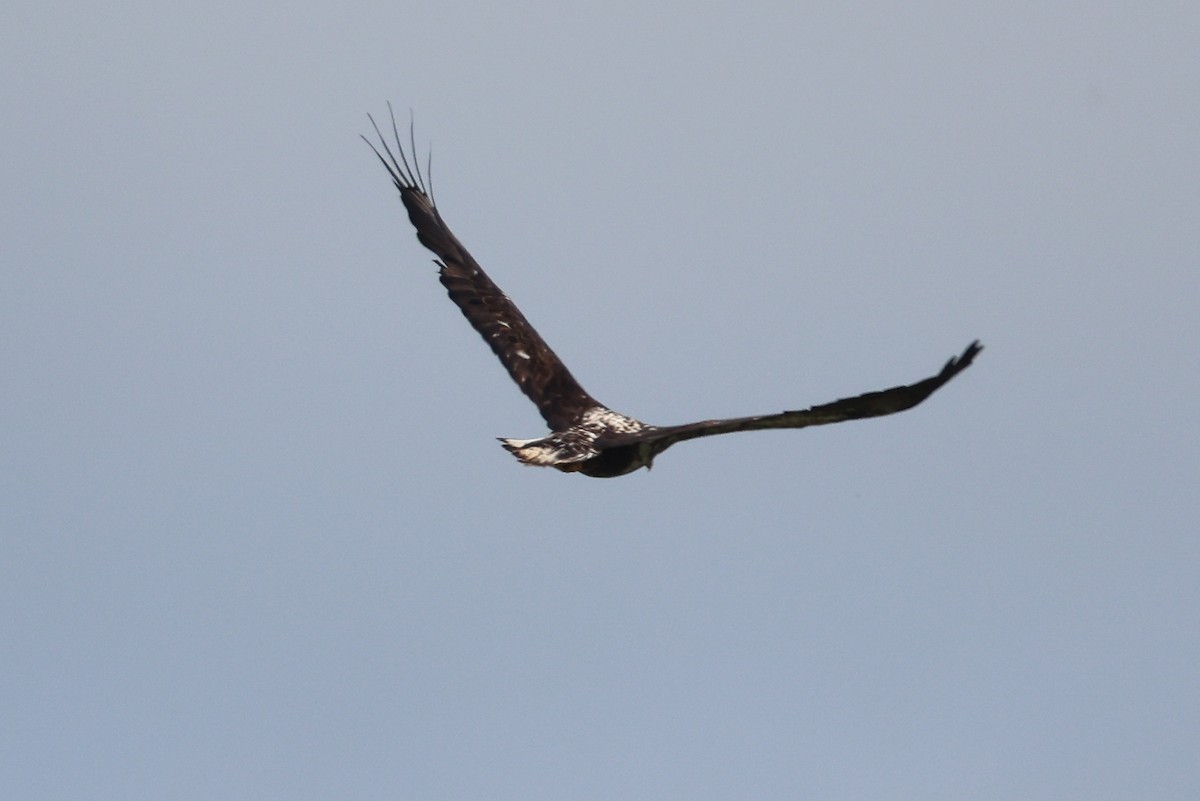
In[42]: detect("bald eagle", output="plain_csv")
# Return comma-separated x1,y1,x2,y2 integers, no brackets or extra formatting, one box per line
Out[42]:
365,112,981,478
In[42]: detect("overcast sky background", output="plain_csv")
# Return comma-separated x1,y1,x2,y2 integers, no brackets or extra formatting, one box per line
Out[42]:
3,2,1198,799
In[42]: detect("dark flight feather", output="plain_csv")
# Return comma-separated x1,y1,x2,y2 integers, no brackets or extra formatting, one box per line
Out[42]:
598,341,981,455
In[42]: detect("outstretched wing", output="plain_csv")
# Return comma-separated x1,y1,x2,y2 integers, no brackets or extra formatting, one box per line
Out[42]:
364,109,599,431
601,341,982,454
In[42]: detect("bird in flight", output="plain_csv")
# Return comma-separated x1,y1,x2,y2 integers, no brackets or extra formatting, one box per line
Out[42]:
364,111,981,478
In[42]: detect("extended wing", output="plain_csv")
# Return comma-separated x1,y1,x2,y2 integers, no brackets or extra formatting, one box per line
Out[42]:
602,341,982,454
364,110,599,431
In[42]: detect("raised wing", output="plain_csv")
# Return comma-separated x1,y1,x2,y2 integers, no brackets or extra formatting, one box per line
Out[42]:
603,341,982,454
364,110,599,431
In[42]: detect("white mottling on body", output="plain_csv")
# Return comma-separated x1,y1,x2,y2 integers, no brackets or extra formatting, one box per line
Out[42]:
498,408,649,470
501,433,598,465
503,442,566,465
581,406,647,434
515,349,530,360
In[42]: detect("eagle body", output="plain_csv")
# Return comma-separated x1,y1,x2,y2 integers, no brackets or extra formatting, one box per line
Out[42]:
500,407,654,477
365,112,981,478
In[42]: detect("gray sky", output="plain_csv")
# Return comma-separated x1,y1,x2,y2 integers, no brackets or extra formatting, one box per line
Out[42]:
3,2,1198,799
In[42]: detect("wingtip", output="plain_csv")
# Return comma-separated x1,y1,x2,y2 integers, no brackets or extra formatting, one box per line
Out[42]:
944,340,983,375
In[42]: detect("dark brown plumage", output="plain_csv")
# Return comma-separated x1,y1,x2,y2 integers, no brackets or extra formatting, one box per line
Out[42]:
365,110,981,477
